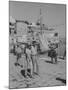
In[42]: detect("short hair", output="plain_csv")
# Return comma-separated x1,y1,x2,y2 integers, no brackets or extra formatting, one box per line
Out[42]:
54,33,58,36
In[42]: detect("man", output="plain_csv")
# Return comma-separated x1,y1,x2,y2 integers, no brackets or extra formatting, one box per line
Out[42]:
31,41,39,76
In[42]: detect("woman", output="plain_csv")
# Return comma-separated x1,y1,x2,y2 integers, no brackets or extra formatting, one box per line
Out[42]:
20,43,33,78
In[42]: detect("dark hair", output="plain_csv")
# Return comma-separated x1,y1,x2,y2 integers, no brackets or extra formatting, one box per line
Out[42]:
54,33,58,36
26,43,31,49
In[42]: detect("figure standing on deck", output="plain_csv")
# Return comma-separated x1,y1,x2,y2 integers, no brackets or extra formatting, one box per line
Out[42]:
21,40,39,78
48,43,58,64
31,40,39,76
48,33,59,64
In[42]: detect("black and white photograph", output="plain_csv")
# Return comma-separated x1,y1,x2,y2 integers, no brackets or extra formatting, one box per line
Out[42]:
9,1,66,89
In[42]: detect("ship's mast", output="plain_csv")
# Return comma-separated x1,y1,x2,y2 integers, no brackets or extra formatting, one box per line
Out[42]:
40,8,42,28
39,8,43,34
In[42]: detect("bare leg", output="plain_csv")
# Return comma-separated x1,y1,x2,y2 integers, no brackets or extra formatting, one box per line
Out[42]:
24,54,28,77
32,55,39,75
51,57,53,63
55,56,57,64
31,55,35,76
35,55,39,75
25,54,32,78
15,54,20,66
15,54,23,68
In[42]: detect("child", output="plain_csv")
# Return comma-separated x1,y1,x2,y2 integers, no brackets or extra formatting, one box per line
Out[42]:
48,43,58,64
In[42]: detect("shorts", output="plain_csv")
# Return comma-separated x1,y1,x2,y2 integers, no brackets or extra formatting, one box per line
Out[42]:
48,49,57,58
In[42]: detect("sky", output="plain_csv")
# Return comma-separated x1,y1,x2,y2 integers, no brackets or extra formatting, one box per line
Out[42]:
9,1,66,37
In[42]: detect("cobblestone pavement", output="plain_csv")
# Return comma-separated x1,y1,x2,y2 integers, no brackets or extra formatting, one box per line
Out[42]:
9,54,66,89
